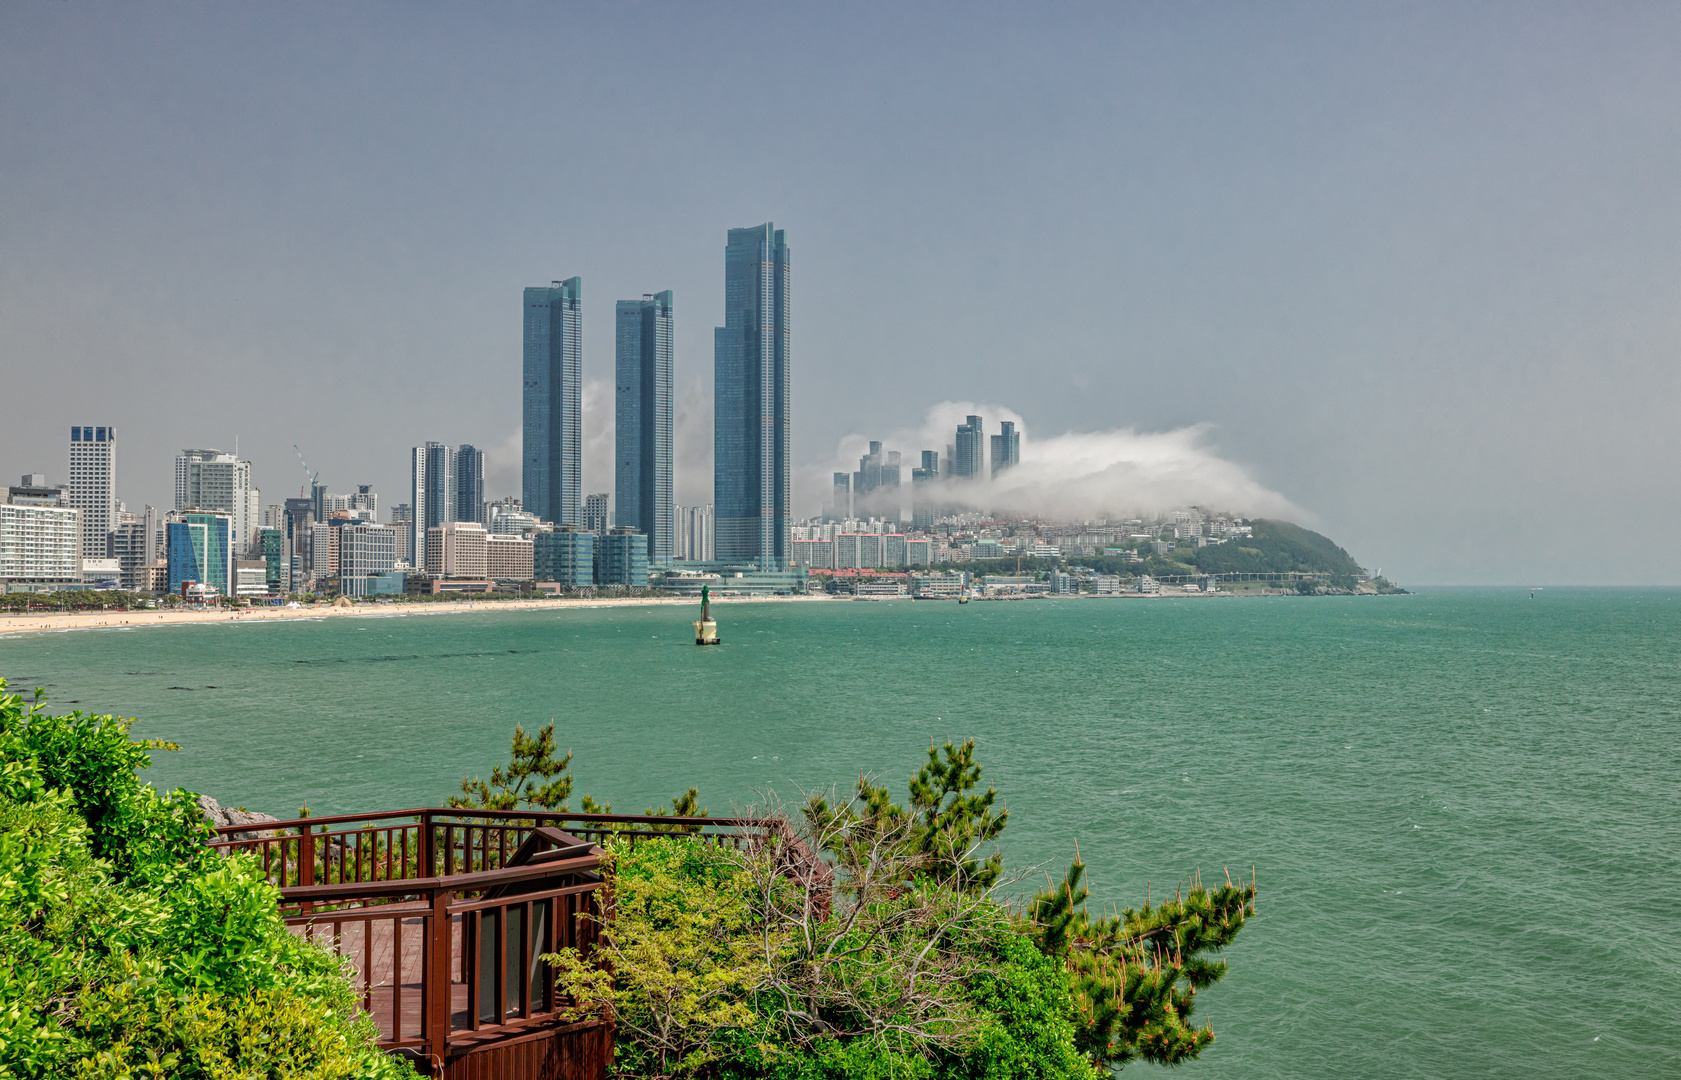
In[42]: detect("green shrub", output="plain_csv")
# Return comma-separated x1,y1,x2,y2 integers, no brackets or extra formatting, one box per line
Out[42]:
0,679,410,1080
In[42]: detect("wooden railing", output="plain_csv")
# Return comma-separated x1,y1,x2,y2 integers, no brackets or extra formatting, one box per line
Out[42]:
212,807,775,891
210,809,787,1073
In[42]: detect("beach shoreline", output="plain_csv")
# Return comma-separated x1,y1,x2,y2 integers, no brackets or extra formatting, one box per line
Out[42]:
0,594,839,637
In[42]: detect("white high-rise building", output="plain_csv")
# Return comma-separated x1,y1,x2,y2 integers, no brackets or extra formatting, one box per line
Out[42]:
174,449,260,554
68,425,117,559
675,504,714,561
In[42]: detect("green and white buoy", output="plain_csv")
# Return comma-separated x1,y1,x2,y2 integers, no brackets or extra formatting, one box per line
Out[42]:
694,584,720,645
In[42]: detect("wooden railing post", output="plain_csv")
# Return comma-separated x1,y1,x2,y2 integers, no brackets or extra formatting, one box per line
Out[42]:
428,886,452,1070
421,811,435,877
299,825,315,915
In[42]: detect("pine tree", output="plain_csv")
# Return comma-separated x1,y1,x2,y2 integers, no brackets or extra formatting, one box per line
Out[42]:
1028,853,1257,1069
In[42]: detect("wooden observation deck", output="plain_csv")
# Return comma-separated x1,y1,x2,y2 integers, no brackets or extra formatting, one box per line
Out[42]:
211,809,785,1080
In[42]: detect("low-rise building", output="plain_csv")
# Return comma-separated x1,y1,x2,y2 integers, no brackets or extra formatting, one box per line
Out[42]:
595,528,648,588
234,560,269,597
80,558,121,588
1090,575,1122,595
909,573,967,598
534,528,594,587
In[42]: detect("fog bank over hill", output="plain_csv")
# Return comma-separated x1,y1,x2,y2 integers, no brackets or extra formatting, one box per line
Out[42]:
816,402,1305,522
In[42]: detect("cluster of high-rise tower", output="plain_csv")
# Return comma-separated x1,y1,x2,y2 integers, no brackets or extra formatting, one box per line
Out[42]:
521,223,792,569
828,415,1021,530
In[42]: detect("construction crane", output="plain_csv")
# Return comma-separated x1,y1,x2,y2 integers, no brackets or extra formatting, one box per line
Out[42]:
293,444,319,499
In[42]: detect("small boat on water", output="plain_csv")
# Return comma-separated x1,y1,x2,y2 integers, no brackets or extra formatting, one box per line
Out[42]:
958,594,969,604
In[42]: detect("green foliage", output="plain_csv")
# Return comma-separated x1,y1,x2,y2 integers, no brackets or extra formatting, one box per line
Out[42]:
906,740,1007,891
1027,855,1256,1070
0,591,150,613
1190,519,1363,577
551,838,1096,1080
807,740,1006,893
451,721,576,810
650,788,706,818
546,838,776,1077
0,687,208,884
0,679,409,1080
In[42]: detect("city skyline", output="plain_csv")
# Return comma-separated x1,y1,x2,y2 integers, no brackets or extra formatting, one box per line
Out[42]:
6,6,1681,583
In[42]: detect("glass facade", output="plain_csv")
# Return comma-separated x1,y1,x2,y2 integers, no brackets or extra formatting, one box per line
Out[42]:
454,445,485,525
955,415,984,479
259,527,285,591
615,291,674,567
990,421,1020,478
533,530,595,588
166,513,231,594
523,278,583,526
594,529,649,588
713,225,791,568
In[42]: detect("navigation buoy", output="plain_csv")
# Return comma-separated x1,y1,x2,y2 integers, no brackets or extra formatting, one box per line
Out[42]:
694,584,720,645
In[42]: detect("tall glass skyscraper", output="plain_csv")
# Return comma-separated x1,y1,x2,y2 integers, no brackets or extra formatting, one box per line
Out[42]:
615,291,674,567
523,278,582,526
454,445,485,525
954,415,984,479
714,225,791,568
990,421,1020,478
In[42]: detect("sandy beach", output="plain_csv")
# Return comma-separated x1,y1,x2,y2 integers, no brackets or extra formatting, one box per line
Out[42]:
0,593,837,637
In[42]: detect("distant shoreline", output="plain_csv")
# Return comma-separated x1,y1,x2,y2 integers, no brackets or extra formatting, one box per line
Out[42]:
0,594,829,637
0,585,1383,638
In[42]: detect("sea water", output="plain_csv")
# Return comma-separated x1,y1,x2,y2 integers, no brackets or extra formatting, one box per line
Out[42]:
3,589,1677,1078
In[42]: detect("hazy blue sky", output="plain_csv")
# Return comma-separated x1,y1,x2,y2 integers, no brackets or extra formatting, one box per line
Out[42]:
3,3,1678,584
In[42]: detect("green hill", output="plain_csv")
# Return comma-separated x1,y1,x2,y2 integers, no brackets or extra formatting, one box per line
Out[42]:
1188,520,1364,578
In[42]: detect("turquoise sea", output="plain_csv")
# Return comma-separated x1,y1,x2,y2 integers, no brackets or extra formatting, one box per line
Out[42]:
3,589,1678,1078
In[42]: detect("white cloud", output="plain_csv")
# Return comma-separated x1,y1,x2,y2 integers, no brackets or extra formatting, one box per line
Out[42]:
805,401,1303,521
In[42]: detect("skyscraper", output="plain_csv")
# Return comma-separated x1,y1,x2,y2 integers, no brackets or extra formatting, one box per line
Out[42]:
410,441,455,571
675,504,714,561
990,421,1020,478
882,451,901,520
829,473,851,522
523,277,583,526
68,425,116,558
174,449,259,553
911,450,939,532
454,445,485,525
714,224,791,568
954,416,984,480
615,291,674,566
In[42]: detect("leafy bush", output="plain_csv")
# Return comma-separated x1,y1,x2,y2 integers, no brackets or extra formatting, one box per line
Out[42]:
545,741,1251,1079
0,680,410,1080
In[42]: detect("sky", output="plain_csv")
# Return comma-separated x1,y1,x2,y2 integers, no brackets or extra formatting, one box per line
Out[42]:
3,2,1678,584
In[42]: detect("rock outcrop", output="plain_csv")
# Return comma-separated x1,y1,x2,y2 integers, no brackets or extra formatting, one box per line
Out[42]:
197,794,281,843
